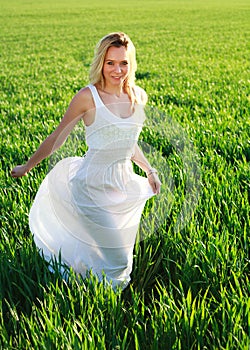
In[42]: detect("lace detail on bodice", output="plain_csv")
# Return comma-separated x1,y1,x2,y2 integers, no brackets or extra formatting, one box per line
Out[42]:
85,85,146,150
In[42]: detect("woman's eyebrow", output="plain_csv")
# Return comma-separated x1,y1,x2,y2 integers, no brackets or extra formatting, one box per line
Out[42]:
105,58,128,62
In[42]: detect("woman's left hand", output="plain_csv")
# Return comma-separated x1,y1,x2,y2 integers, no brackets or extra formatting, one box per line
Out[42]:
147,172,161,194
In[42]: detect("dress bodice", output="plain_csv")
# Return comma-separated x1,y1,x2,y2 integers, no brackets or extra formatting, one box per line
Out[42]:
85,85,145,151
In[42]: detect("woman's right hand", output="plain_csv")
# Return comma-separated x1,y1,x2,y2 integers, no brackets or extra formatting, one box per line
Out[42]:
11,164,29,178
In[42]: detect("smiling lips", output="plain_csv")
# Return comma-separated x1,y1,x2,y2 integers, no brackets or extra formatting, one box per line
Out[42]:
111,76,123,81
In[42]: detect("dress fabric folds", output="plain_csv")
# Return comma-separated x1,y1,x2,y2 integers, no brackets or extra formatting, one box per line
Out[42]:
29,84,154,289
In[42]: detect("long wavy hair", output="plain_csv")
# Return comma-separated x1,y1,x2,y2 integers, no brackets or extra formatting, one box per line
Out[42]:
89,32,138,103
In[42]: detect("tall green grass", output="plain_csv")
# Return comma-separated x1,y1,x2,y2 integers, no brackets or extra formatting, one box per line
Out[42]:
1,0,249,349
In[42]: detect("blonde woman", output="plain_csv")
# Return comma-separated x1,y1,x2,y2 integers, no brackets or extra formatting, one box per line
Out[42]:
11,32,161,289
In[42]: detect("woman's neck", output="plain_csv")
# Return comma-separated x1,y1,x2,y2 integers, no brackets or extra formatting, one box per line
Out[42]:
99,83,125,97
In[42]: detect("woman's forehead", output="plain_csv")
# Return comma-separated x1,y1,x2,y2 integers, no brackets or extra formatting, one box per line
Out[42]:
105,46,128,61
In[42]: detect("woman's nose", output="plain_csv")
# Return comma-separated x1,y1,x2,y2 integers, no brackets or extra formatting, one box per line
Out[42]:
114,64,121,73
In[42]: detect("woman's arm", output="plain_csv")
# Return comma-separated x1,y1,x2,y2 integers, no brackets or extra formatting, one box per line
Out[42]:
11,87,93,178
131,143,161,194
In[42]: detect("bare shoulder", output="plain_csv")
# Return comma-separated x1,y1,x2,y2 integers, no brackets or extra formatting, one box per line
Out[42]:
74,86,95,112
134,85,148,105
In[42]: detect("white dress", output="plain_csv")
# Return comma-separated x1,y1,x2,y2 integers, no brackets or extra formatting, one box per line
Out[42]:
29,84,155,289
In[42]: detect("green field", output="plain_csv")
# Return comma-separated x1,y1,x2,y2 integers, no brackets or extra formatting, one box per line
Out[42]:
0,0,249,349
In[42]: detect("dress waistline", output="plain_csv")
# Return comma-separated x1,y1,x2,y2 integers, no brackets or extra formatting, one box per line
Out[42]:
84,148,133,165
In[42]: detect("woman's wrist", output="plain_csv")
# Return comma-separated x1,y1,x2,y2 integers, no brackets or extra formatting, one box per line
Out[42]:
24,162,32,173
146,167,158,177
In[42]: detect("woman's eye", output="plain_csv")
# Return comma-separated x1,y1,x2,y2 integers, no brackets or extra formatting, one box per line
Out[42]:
106,61,128,66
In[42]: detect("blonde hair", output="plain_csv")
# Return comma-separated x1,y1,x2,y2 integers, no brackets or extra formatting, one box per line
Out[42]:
89,32,137,103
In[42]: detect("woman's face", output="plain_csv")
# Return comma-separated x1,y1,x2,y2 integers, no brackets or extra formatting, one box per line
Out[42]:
102,46,129,88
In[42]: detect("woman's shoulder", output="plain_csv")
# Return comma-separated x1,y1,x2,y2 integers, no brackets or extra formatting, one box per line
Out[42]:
74,85,95,111
77,85,93,98
134,85,148,105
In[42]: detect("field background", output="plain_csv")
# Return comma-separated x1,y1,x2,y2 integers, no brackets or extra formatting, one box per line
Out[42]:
0,0,249,349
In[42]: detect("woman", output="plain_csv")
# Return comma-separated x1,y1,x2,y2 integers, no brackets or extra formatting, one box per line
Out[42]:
11,32,161,289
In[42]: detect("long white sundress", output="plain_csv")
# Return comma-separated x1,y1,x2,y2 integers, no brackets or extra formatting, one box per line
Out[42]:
29,84,155,289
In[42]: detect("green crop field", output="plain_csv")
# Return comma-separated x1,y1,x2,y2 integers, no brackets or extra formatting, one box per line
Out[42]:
0,0,249,349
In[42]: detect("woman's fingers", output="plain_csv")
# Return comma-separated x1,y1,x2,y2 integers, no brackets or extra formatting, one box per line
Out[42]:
148,173,161,194
10,165,28,178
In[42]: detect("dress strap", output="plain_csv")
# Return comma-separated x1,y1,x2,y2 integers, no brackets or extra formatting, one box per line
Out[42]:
87,84,104,108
